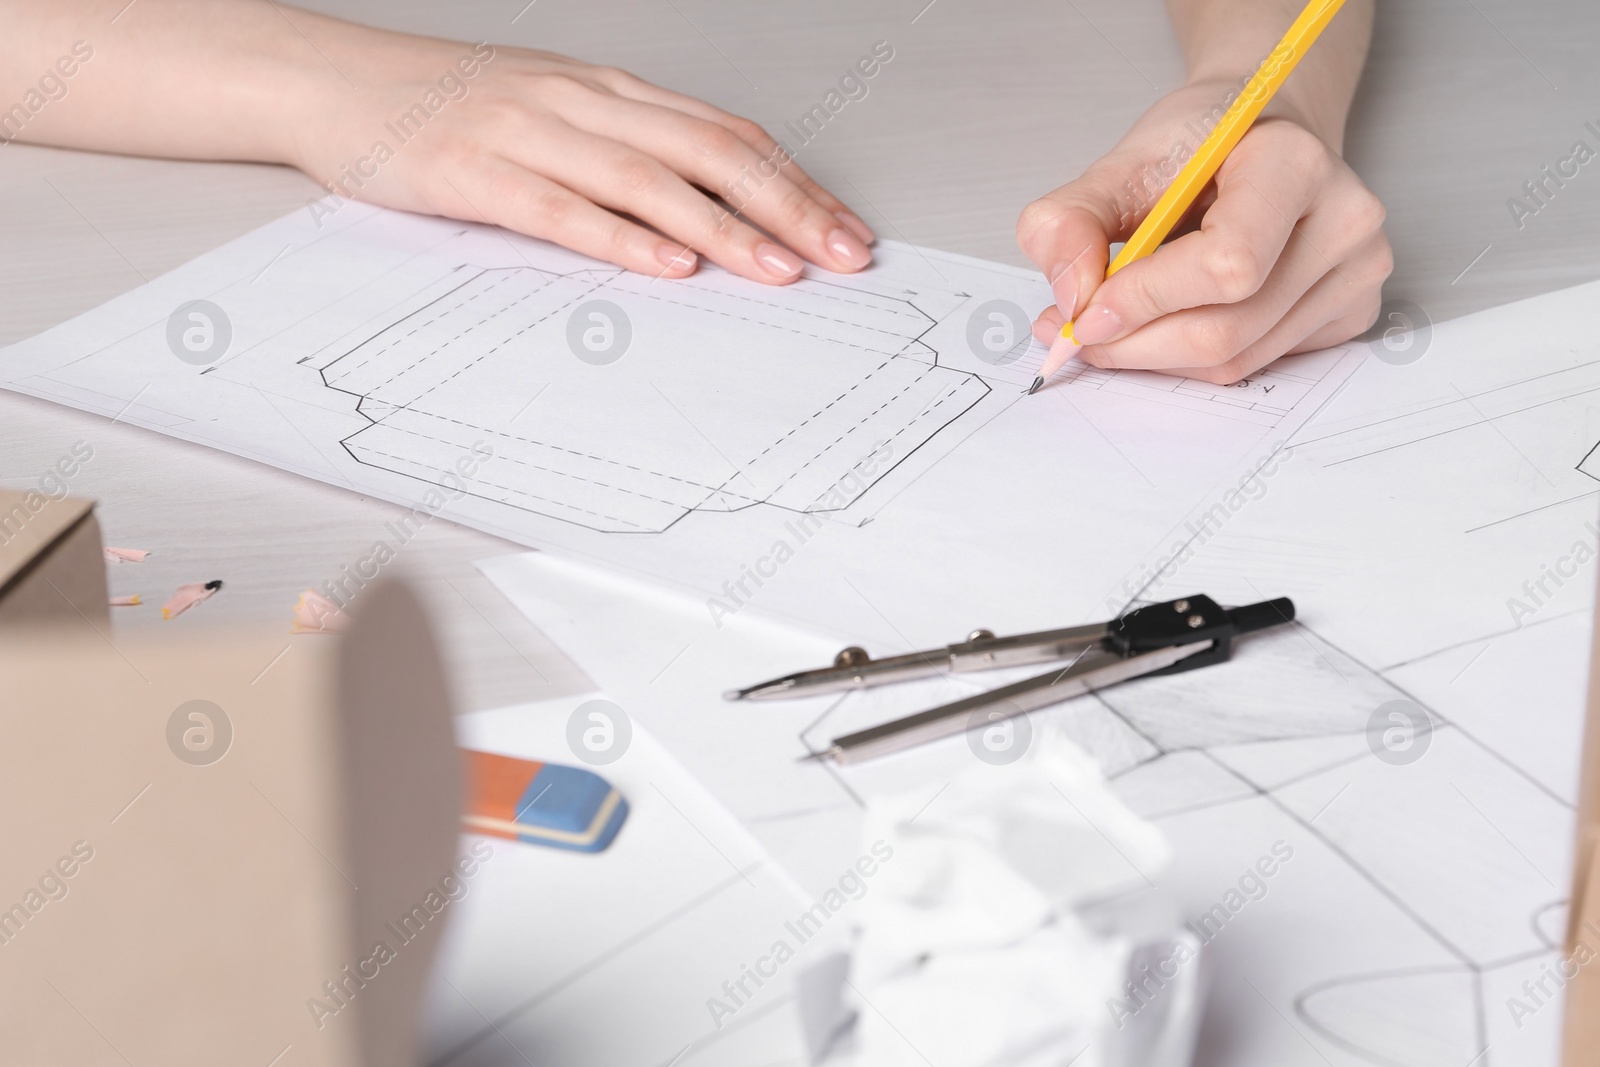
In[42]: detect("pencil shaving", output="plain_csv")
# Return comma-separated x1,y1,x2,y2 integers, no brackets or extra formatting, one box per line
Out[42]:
162,579,222,620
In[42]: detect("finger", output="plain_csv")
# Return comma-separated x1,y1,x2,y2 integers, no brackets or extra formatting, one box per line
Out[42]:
506,118,810,285
708,112,876,244
593,69,876,243
1243,238,1390,362
1104,284,1342,385
1119,237,1391,384
443,156,698,278
562,94,872,273
1032,305,1066,345
1070,146,1327,347
1016,181,1114,322
1288,298,1383,354
1079,203,1384,372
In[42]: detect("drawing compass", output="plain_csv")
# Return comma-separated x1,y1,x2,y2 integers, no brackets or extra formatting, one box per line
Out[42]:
726,594,1294,764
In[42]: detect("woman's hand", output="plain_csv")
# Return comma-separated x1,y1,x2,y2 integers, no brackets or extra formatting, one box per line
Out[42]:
288,39,876,285
1016,79,1392,384
0,1,875,286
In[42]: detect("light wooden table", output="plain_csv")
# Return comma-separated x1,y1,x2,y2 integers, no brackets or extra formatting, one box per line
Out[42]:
3,0,1598,711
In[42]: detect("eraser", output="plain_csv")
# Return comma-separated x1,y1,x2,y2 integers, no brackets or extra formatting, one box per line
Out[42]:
462,749,628,853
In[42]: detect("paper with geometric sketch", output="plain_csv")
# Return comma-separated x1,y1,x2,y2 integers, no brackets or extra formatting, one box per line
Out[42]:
476,270,1600,1066
0,201,1358,645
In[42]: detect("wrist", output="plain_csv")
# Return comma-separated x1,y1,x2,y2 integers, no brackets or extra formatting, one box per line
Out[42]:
1181,72,1349,157
270,24,488,178
236,54,343,171
1266,91,1349,155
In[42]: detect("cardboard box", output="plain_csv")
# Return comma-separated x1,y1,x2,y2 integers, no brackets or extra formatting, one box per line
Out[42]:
0,572,460,1065
1564,564,1600,1066
0,488,109,629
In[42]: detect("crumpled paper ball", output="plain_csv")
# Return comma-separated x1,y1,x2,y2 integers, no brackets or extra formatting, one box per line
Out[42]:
833,731,1183,1067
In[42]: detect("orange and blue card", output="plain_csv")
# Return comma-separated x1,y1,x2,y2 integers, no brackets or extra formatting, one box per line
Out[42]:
463,749,629,853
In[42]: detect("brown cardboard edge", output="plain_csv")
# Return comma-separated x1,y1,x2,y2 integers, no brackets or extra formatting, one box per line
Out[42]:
0,503,97,601
1563,542,1600,1065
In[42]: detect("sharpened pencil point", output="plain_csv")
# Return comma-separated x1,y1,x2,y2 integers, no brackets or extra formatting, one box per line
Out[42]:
1027,375,1044,395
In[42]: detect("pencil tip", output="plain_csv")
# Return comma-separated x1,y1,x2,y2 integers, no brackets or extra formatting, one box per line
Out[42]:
1026,376,1044,395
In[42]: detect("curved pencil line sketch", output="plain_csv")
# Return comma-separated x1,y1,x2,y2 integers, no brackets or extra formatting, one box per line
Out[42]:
1294,965,1481,1067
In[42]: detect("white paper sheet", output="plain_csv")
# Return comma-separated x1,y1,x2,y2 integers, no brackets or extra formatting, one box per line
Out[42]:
479,547,1576,1067
476,277,1600,1066
0,201,1358,646
435,697,819,1067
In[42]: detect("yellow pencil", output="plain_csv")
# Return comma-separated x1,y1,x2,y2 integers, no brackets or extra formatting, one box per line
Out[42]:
1029,0,1348,394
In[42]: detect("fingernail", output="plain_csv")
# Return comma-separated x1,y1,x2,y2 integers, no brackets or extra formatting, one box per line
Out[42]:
835,210,875,245
1071,305,1122,346
756,241,804,279
826,227,872,270
657,243,697,272
1047,262,1078,318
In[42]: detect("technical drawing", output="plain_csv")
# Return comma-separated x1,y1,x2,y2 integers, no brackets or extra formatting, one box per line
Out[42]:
795,618,1567,1067
427,282,1600,1065
1577,437,1600,483
296,243,1340,538
315,265,991,534
0,200,1439,1065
